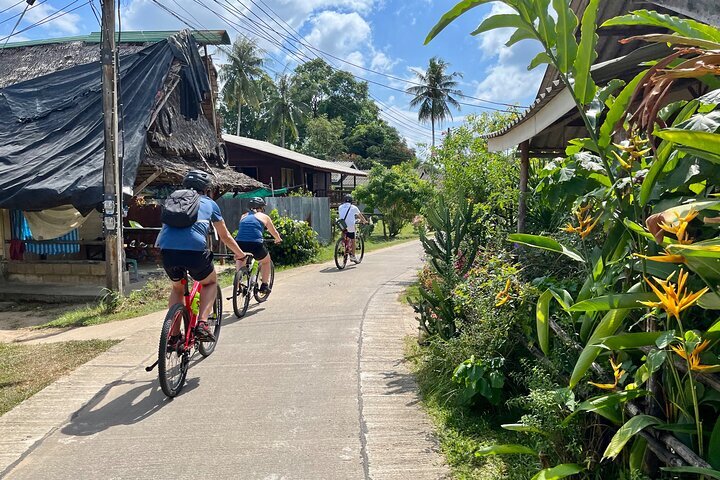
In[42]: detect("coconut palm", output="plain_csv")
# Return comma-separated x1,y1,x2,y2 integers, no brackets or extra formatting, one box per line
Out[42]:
220,38,266,136
265,73,306,148
406,57,463,148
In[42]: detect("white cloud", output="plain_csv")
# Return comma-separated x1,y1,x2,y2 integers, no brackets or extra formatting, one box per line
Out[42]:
303,11,370,57
0,0,84,38
369,50,396,72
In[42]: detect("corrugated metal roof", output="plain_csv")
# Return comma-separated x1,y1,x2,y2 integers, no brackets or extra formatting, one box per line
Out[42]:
223,135,369,177
0,30,230,49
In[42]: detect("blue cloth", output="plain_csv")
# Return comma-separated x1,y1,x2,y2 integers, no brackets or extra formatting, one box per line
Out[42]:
235,212,264,243
157,196,223,251
10,210,80,255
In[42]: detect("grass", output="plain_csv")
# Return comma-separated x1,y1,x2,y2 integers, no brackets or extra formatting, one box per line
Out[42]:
0,340,119,416
405,338,538,480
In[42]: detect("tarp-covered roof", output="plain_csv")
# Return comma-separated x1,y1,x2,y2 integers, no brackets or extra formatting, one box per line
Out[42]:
0,31,211,213
223,134,369,177
0,30,231,50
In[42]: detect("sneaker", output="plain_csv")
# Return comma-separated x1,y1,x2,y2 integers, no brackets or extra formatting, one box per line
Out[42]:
166,334,183,352
195,321,216,342
349,255,359,264
258,283,271,294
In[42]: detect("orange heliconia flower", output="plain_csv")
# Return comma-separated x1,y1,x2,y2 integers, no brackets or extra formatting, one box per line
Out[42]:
639,269,709,321
562,204,601,239
670,340,719,372
495,279,511,307
658,209,699,245
589,357,625,390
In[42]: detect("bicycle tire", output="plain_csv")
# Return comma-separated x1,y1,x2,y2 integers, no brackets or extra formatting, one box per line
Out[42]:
357,235,365,263
199,284,223,357
232,268,251,318
158,304,189,397
334,237,347,270
253,261,275,303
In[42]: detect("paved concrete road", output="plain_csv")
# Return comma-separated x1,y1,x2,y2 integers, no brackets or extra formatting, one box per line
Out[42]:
2,241,448,480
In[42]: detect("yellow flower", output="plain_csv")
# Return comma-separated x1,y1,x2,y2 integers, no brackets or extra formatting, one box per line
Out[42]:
612,136,651,169
495,279,511,307
562,204,601,239
671,340,719,372
589,357,625,390
639,269,709,321
634,251,686,264
658,209,699,245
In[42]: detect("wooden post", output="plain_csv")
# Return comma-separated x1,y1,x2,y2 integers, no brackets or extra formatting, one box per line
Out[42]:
101,0,123,292
517,141,530,234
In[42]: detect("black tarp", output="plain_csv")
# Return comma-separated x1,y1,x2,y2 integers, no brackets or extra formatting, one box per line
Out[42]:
0,31,210,214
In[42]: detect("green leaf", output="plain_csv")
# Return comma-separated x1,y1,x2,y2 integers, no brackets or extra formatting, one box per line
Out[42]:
532,464,584,480
667,239,720,258
506,27,535,47
508,234,585,262
567,390,648,425
501,423,544,434
534,0,555,48
678,147,720,165
710,418,720,469
599,70,647,149
537,289,553,356
699,88,720,105
551,0,578,73
621,33,720,49
602,9,720,43
603,415,662,460
629,436,647,472
572,0,599,105
425,0,493,44
529,51,552,70
661,467,720,479
595,332,665,350
655,330,676,349
569,293,658,312
475,444,538,456
655,129,720,155
471,14,528,36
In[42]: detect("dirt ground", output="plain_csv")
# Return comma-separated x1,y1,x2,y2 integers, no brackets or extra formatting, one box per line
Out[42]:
0,301,89,343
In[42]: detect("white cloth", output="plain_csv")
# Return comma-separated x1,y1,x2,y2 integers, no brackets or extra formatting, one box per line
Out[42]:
23,205,88,240
338,203,360,232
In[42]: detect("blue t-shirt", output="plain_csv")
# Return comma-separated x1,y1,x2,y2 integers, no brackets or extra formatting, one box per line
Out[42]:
157,196,223,251
235,212,265,243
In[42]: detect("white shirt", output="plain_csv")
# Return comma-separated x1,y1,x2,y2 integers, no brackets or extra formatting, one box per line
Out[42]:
338,203,360,232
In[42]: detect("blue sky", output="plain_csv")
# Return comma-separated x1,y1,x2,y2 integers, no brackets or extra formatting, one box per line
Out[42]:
0,0,545,149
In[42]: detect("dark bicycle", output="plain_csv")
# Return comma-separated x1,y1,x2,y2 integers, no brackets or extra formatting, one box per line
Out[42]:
334,224,366,270
229,240,275,317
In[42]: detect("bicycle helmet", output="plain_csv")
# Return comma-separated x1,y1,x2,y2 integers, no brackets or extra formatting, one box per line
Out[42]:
343,194,353,204
248,197,266,209
182,170,212,192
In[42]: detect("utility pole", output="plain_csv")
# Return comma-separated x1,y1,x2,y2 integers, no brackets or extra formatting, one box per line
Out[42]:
101,0,123,292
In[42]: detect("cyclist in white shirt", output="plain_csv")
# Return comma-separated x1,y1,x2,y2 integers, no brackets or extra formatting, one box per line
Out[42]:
338,194,368,263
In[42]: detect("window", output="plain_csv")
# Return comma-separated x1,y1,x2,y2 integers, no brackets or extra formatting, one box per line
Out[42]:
236,166,258,179
280,168,294,187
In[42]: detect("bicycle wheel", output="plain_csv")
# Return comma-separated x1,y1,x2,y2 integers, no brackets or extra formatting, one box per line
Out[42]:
253,261,275,303
334,237,347,270
356,235,365,263
199,284,223,357
232,268,251,318
158,304,189,397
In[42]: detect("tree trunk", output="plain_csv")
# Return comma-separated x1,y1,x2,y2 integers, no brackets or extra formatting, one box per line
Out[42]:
236,101,242,136
431,116,435,149
517,141,530,233
281,123,286,148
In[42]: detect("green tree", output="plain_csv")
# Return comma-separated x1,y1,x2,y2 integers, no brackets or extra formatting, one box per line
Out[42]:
346,121,416,166
354,163,431,237
300,115,346,159
220,72,274,138
406,57,463,148
265,73,306,148
220,38,266,136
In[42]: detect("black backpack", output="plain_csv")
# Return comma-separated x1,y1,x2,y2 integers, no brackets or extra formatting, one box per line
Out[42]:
161,189,201,228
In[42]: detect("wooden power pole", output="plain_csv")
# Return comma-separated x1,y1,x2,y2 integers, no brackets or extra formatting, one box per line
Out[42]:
101,0,123,292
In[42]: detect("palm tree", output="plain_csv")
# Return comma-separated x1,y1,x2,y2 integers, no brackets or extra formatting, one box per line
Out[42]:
220,38,265,136
406,57,463,148
265,73,306,148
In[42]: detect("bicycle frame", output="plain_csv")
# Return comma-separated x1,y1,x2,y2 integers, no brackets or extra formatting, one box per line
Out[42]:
180,276,202,350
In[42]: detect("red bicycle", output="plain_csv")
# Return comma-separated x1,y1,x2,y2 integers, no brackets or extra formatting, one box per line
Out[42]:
146,273,222,397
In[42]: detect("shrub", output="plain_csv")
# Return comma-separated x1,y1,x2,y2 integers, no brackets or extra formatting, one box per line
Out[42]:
266,209,320,265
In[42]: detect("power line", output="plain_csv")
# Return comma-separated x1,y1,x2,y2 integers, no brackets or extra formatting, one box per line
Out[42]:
0,0,25,15
0,0,49,26
0,0,89,44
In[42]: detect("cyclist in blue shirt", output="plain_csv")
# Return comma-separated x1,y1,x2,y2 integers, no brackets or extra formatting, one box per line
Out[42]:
157,170,246,341
235,197,282,293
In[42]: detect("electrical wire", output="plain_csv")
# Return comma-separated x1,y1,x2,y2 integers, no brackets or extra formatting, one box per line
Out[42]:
0,0,49,26
0,0,25,15
0,0,89,44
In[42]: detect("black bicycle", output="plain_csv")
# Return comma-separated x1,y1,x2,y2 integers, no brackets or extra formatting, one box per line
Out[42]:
230,243,275,318
334,226,365,270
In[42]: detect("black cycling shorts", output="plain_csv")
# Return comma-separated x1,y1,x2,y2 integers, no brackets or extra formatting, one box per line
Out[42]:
161,249,214,281
344,230,356,239
238,241,269,261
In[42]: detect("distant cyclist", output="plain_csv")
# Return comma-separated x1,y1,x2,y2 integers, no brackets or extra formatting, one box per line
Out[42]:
338,194,368,264
235,197,282,294
157,170,246,342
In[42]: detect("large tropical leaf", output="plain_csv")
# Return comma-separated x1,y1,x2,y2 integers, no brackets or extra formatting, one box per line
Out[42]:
508,234,585,262
661,467,720,479
655,129,720,155
602,10,720,43
425,0,492,44
529,52,553,70
603,415,662,460
667,239,720,258
534,0,555,48
598,70,647,149
710,418,720,469
620,33,720,50
551,0,579,74
569,293,657,312
572,0,599,104
532,464,584,480
471,13,529,36
565,390,648,425
537,289,553,356
501,423,545,434
475,444,538,456
595,332,665,350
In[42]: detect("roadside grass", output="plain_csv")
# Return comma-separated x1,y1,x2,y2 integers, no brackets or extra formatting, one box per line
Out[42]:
34,223,418,330
0,340,119,416
405,338,538,480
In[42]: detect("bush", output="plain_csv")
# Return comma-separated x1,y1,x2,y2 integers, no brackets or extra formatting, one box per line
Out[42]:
266,209,320,265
